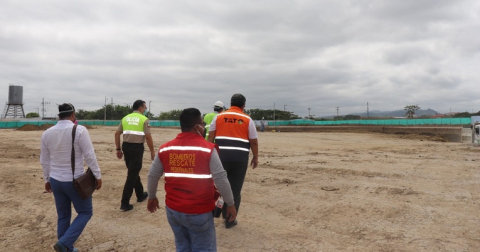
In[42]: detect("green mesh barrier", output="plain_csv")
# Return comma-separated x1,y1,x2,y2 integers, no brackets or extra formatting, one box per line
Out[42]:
266,118,471,126
0,118,471,129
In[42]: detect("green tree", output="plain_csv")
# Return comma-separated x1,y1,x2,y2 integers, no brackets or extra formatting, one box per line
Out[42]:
158,109,183,120
404,105,420,118
76,105,133,120
245,108,300,120
344,115,361,120
452,111,480,118
75,109,96,120
26,112,40,118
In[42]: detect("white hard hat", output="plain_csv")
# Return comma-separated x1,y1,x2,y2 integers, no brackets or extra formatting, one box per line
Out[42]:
214,101,224,108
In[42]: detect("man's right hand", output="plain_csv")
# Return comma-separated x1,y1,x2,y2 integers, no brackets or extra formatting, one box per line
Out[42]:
96,179,102,190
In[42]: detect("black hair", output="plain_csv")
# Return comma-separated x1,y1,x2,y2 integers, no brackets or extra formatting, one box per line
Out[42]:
132,100,145,110
180,108,201,131
58,103,75,119
231,93,246,107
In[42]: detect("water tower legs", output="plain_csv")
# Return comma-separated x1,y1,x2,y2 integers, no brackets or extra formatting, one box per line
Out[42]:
3,104,25,118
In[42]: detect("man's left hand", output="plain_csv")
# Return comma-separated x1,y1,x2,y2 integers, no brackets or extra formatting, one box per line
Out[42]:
44,182,52,193
250,157,258,169
116,150,123,159
147,197,160,213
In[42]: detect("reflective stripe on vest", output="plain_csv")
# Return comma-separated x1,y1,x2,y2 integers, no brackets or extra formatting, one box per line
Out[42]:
218,146,249,152
214,106,251,161
164,173,212,179
215,136,249,143
123,130,145,136
160,146,212,153
122,113,147,135
159,132,217,214
215,136,250,152
222,111,250,119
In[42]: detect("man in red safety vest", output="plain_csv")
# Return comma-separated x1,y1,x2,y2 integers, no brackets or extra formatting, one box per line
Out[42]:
147,108,236,251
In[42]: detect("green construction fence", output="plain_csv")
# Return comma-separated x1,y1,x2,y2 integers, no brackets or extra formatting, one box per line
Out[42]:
0,118,472,129
0,120,180,128
268,118,472,126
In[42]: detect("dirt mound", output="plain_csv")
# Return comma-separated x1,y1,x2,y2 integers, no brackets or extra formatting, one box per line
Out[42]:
39,124,55,130
392,132,449,142
16,124,41,131
269,125,458,142
16,124,55,131
15,123,93,131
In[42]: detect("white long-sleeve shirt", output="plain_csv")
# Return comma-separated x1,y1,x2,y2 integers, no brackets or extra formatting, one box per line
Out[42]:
40,120,101,182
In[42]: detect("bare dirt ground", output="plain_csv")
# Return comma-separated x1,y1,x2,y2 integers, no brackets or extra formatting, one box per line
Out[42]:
1,126,479,252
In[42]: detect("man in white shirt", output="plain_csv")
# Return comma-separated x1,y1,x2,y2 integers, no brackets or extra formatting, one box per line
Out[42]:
40,103,102,252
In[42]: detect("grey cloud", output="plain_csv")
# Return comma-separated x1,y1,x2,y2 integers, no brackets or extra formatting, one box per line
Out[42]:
1,0,480,118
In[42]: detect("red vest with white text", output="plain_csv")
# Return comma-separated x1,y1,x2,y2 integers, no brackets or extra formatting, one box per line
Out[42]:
159,132,218,214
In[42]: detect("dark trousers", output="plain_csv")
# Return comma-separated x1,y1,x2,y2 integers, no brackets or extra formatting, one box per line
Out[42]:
221,161,248,218
121,142,145,205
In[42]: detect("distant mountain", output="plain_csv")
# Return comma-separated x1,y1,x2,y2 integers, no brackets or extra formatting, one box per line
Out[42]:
355,108,440,118
321,108,440,118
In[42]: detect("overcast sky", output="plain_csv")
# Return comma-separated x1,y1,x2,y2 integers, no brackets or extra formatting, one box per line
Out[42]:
1,0,479,118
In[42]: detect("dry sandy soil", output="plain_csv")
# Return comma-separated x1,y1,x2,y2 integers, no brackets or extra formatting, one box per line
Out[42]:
1,126,479,252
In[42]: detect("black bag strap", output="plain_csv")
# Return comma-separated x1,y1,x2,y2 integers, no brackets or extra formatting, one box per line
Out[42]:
71,124,77,180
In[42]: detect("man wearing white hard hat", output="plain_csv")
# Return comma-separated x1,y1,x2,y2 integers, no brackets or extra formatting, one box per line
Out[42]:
203,101,226,140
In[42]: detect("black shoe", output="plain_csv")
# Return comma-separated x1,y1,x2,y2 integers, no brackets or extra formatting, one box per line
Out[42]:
53,242,68,252
120,204,134,211
137,192,148,202
225,219,238,229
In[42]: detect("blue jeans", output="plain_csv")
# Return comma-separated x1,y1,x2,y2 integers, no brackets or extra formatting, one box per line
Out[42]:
50,178,93,250
166,206,217,252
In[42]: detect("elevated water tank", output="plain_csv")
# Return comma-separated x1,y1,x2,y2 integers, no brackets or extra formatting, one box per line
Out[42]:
8,85,23,105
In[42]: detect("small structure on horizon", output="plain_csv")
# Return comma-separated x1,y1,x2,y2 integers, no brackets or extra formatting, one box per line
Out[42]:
2,85,25,118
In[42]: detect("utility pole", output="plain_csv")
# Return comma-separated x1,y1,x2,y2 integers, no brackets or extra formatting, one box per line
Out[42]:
111,97,114,120
149,101,152,118
307,108,314,119
104,96,107,125
273,103,276,126
41,98,50,119
367,102,369,118
284,104,287,112
336,107,339,117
